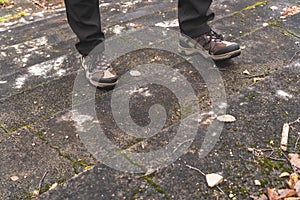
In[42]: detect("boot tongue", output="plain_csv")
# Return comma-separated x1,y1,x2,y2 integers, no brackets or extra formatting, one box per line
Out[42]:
208,31,224,41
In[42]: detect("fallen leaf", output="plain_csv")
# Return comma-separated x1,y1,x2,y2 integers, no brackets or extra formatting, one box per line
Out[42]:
84,165,92,171
277,188,296,199
10,176,19,181
281,5,300,18
294,181,300,196
216,114,236,123
205,173,223,187
250,194,268,200
291,173,299,183
267,188,279,200
289,154,300,169
286,173,299,189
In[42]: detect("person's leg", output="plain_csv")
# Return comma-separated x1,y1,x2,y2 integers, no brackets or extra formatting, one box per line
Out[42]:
178,0,241,60
64,0,104,56
64,0,117,87
178,0,214,38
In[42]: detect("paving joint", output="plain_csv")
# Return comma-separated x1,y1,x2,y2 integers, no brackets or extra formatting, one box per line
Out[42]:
268,21,300,39
24,126,85,175
0,123,8,133
232,0,269,16
143,176,171,200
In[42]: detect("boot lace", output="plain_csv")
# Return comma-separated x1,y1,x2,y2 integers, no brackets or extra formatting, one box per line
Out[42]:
195,30,224,50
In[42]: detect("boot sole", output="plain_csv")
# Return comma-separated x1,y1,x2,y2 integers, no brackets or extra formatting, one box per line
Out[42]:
90,79,118,88
178,45,241,61
83,69,118,88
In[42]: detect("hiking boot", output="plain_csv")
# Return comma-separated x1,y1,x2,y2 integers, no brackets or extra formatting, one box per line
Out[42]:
81,53,118,87
179,30,241,60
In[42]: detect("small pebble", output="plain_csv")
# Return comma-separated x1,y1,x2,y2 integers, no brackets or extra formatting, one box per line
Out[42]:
270,6,278,11
263,23,269,27
254,180,261,186
10,176,19,181
129,70,141,77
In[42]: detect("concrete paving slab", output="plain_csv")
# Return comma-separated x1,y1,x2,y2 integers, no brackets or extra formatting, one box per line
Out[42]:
0,73,76,132
41,164,164,200
0,127,76,199
40,58,300,200
0,0,299,199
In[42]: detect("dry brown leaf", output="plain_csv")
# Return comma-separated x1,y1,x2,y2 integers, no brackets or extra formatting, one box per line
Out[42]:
289,154,300,169
281,5,300,18
267,188,279,200
291,173,300,183
286,173,299,189
294,181,300,196
277,189,296,199
250,194,268,200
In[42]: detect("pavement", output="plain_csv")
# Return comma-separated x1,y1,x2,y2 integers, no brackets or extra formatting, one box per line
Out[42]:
0,0,299,199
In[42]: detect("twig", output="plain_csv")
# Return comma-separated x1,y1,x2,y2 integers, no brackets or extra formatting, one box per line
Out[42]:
37,171,48,196
31,0,47,9
260,148,275,151
185,165,225,194
267,150,275,158
280,150,297,173
238,73,267,79
186,164,206,176
289,117,300,126
295,136,300,150
216,186,225,195
251,148,273,158
268,157,286,162
289,50,300,63
172,139,193,153
280,150,290,163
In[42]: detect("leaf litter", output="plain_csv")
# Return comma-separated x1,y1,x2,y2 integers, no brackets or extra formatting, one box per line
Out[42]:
281,5,300,19
250,117,300,200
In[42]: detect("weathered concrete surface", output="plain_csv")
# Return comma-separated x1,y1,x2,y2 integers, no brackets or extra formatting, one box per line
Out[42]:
40,60,300,200
0,127,76,199
0,0,299,199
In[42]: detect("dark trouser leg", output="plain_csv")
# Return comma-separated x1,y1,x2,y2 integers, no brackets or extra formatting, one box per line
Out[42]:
64,0,104,56
178,0,214,38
